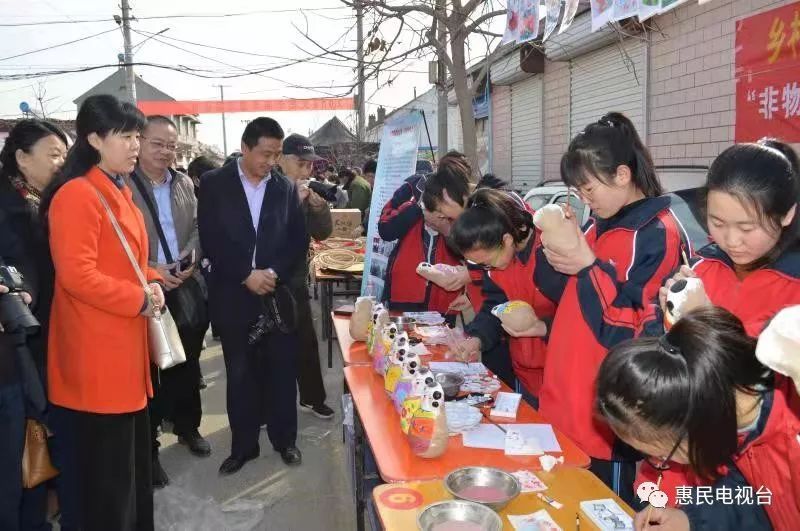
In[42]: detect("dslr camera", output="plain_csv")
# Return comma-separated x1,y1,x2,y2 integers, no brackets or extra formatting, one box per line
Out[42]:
307,180,339,203
0,261,40,334
248,284,298,346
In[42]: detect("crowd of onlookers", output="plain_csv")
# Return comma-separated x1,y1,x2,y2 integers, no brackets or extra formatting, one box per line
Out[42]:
0,93,376,531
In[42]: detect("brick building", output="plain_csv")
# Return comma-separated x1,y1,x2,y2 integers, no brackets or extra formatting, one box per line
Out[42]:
426,0,800,191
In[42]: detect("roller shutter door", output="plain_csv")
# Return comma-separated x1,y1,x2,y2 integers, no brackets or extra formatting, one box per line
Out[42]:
511,75,543,192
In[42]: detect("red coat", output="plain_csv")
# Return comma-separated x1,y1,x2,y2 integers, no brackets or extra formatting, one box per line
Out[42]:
537,196,686,459
466,236,555,395
690,244,800,336
635,378,800,530
48,167,161,414
377,175,460,314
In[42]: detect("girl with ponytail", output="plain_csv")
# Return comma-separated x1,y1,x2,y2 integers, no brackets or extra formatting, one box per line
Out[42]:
449,188,556,400
526,112,688,503
597,307,799,530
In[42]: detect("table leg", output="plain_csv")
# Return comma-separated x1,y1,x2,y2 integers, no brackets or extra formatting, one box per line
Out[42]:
354,409,366,531
320,280,330,341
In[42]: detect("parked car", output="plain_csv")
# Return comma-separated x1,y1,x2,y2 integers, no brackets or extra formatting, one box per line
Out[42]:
522,166,710,252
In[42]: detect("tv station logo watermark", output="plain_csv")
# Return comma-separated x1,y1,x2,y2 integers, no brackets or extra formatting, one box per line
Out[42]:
638,483,773,508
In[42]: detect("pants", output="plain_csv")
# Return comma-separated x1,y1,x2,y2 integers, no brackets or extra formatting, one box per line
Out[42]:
49,405,153,531
220,324,298,457
291,285,326,407
0,384,50,531
149,322,205,451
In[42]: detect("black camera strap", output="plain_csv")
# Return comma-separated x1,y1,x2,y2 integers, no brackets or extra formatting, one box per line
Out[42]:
131,170,175,264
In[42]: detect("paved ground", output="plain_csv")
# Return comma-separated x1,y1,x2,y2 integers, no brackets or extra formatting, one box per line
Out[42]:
153,292,358,531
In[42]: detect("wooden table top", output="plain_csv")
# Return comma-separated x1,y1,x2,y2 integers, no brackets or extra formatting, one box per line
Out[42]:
344,365,590,483
372,467,634,530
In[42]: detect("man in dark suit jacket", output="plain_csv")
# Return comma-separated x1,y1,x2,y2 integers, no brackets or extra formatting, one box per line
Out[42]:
198,118,307,475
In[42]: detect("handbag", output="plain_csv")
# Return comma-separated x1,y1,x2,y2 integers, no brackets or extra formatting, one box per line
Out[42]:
21,419,58,488
91,186,186,370
130,173,208,331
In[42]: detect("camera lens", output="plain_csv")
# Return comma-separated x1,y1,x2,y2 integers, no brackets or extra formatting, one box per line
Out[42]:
0,292,40,334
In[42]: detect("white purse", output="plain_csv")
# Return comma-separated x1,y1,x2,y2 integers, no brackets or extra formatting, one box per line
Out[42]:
92,186,186,370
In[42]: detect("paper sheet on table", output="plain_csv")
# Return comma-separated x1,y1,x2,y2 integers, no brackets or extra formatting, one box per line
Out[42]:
428,362,488,376
462,424,562,453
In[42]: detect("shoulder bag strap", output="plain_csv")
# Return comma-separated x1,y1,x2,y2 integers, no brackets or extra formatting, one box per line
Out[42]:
89,184,150,295
130,172,175,264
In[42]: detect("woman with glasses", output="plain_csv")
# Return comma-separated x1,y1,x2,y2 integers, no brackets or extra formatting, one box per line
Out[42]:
449,188,556,400
521,112,687,503
596,306,799,530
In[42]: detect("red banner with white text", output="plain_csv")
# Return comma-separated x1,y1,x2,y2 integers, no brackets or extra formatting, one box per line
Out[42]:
736,2,800,142
136,97,354,116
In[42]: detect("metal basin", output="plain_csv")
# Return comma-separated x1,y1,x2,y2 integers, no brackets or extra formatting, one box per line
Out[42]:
444,467,520,512
434,372,465,400
417,500,502,531
389,316,417,332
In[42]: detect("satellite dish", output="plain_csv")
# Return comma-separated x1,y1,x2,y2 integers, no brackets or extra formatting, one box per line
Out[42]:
19,101,31,113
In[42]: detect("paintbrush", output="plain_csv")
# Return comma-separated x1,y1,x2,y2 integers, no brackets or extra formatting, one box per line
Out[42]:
643,475,663,531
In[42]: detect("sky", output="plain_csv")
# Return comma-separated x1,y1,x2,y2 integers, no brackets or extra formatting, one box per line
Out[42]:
0,0,505,153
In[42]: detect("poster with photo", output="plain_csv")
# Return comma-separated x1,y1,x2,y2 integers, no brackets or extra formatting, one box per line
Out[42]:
613,0,640,21
501,0,521,44
559,0,581,34
518,0,541,43
543,0,562,42
361,112,423,298
591,0,614,31
638,0,662,21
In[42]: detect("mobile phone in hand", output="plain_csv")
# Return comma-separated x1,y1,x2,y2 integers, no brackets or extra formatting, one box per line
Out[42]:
171,250,196,275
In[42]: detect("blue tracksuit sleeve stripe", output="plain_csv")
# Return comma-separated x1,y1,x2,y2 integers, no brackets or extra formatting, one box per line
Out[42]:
465,272,508,352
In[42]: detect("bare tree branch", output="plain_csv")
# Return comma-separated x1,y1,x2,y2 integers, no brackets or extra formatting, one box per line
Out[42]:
464,9,506,36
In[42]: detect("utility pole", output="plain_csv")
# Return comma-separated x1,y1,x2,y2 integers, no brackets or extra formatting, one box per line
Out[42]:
120,0,137,103
356,0,366,144
214,85,230,155
436,0,448,159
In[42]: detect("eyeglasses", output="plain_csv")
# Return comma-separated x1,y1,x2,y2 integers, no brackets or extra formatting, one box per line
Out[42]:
143,137,178,152
465,245,505,271
644,435,684,476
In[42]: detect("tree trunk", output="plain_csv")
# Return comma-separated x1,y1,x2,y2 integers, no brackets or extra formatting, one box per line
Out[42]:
449,34,479,181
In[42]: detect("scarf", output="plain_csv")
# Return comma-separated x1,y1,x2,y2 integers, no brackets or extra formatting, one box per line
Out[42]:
9,174,42,209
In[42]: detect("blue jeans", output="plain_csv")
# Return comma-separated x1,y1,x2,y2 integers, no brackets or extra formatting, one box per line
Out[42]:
0,383,51,531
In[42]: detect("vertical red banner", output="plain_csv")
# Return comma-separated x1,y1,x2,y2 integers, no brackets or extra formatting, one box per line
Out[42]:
735,2,800,142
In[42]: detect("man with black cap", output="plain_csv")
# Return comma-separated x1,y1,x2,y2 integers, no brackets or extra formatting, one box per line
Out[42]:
278,134,334,419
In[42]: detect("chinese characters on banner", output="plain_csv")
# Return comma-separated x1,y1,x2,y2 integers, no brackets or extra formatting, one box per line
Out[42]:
360,112,423,298
735,2,800,142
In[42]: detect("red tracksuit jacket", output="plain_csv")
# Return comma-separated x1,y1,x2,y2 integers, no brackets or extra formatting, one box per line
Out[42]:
689,244,800,336
377,174,461,314
465,235,556,396
536,196,687,460
636,378,800,531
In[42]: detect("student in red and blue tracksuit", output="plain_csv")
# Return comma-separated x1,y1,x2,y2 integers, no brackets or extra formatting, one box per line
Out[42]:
450,189,553,396
377,164,470,314
528,113,687,504
635,139,800,516
596,307,800,531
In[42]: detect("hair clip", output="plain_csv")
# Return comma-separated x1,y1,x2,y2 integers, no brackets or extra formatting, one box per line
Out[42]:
658,335,680,356
600,118,615,128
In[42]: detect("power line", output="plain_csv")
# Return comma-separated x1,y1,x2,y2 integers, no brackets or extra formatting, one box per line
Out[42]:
0,7,353,27
0,27,118,62
130,29,355,97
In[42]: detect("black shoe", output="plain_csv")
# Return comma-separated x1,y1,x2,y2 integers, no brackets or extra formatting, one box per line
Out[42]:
152,456,169,488
198,377,207,390
218,448,259,476
278,446,302,466
299,402,335,419
178,430,212,457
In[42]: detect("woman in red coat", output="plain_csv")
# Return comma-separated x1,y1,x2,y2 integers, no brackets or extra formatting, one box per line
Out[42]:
596,307,800,531
42,94,163,531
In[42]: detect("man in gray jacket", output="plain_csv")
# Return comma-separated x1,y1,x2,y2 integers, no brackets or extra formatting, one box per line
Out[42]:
128,115,211,488
279,134,334,419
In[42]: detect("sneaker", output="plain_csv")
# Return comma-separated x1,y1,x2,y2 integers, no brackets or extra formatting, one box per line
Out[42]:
299,402,334,419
